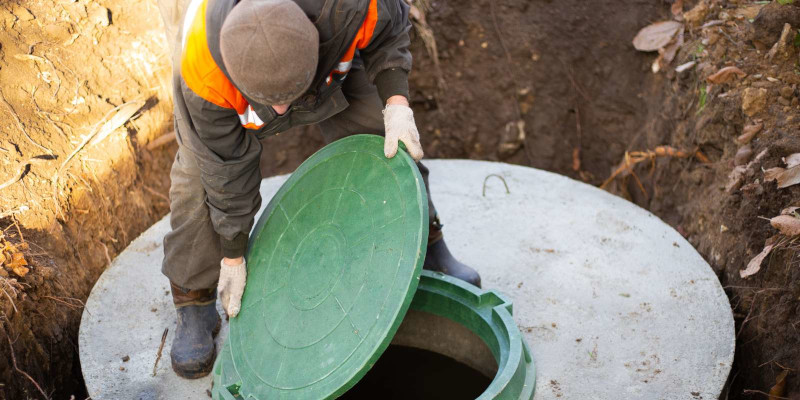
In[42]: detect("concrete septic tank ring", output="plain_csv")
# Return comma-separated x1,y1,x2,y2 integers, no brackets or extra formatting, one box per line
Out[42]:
219,135,428,399
80,159,734,400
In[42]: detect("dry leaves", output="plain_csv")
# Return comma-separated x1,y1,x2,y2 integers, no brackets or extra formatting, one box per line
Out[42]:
741,236,777,278
633,21,683,51
762,153,800,189
784,153,800,169
727,149,768,193
781,206,800,215
89,100,145,146
769,369,789,400
736,122,763,145
706,66,746,84
771,215,800,236
1,241,29,277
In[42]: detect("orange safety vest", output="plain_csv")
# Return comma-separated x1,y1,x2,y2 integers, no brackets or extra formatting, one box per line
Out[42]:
179,0,378,130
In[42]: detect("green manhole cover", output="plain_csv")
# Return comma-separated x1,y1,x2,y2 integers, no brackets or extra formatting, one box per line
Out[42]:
214,135,428,399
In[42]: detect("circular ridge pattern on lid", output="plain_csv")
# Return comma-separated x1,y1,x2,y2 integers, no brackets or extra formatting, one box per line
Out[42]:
226,135,428,399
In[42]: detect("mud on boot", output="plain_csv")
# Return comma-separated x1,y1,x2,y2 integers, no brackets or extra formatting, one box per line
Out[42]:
423,218,482,288
169,282,222,379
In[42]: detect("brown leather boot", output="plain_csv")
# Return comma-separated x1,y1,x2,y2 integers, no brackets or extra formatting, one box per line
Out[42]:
423,217,482,287
169,282,221,379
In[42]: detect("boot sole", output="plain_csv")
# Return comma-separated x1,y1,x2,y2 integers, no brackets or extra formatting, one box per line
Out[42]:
171,347,216,379
172,314,222,379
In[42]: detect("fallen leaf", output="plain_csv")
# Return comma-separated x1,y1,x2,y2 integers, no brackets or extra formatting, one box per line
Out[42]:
658,27,685,69
769,369,789,400
765,167,785,182
781,206,799,215
784,153,800,169
726,165,747,193
777,165,800,189
741,237,778,278
633,21,683,52
88,101,146,147
5,252,28,277
706,66,747,84
737,123,763,144
675,60,696,73
771,215,800,236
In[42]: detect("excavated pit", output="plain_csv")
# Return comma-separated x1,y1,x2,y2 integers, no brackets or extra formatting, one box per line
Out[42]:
5,0,775,398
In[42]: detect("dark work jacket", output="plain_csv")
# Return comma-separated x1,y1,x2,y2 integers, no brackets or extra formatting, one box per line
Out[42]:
173,0,412,256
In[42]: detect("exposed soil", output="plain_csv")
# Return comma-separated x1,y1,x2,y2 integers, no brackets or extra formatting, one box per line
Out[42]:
1,0,799,398
0,0,175,398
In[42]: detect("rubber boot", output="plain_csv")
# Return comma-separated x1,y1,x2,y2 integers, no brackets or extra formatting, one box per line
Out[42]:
170,282,221,379
423,217,482,288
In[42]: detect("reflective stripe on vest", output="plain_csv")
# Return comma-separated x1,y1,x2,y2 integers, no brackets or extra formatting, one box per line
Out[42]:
238,105,264,130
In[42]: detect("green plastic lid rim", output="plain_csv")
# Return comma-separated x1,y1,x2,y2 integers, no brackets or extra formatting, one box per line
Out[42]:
414,271,537,400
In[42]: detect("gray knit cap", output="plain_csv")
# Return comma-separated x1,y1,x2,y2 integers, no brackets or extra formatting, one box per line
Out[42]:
220,0,319,105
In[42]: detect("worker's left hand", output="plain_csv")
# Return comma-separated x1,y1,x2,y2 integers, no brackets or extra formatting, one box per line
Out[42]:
383,99,424,162
218,257,247,318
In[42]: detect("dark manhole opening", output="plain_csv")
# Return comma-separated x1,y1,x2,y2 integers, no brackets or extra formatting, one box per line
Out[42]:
342,346,492,399
343,310,499,399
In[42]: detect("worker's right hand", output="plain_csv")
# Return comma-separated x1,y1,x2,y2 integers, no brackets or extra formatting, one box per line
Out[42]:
218,257,247,318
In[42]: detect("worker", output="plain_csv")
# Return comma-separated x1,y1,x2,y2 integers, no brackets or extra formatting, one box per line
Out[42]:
161,0,482,379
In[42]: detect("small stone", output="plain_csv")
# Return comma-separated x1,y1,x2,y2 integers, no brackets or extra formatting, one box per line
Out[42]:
742,87,768,117
122,355,130,362
780,86,794,99
480,42,488,49
735,145,753,166
87,5,109,27
119,366,125,371
779,97,791,106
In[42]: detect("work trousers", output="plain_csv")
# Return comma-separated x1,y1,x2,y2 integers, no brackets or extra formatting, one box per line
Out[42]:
162,66,437,290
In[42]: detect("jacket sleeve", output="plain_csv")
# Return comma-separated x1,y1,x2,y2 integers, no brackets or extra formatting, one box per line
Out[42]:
179,80,262,258
359,0,413,104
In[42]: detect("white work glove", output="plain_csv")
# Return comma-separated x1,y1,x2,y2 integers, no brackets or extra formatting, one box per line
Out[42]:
383,104,424,161
218,258,247,318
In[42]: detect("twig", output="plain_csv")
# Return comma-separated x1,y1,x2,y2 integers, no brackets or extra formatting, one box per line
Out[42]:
143,185,170,203
0,283,19,314
573,104,583,172
737,292,759,339
12,219,24,244
601,146,710,189
146,131,176,151
0,163,29,191
0,90,53,155
742,389,788,399
99,242,112,266
52,100,143,211
483,174,511,196
42,296,84,311
6,335,50,399
152,328,169,377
